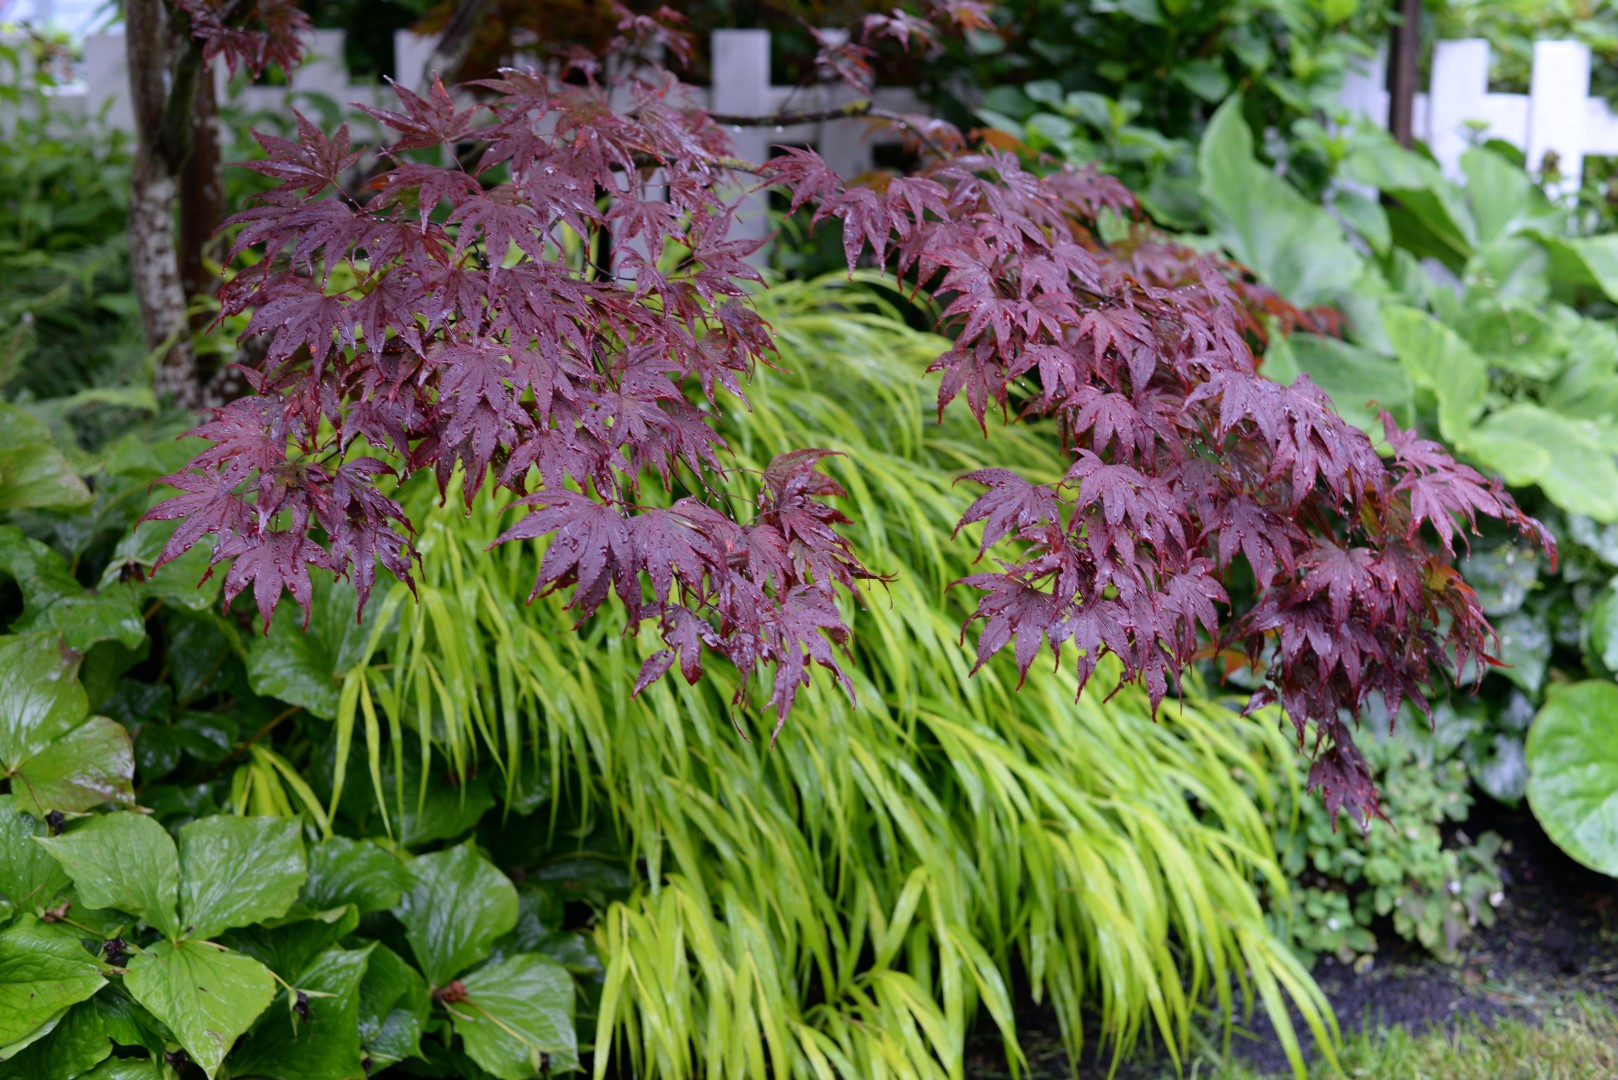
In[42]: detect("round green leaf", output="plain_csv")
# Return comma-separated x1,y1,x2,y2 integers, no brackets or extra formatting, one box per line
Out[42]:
1526,681,1618,876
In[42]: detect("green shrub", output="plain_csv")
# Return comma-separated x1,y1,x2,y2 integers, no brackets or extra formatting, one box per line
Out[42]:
1268,728,1504,965
0,41,143,404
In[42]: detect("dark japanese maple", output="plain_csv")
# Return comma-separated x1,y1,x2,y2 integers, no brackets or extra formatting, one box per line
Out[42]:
148,2,1551,826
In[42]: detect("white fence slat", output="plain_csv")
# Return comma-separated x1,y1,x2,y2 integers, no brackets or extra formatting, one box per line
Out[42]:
81,31,129,130
1527,39,1592,197
710,29,773,254
1339,50,1388,130
1428,39,1489,177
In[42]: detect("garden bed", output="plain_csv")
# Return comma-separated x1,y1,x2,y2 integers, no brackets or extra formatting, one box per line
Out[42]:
964,801,1618,1079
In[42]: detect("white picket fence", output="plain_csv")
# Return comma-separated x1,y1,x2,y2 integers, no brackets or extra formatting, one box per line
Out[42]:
1341,38,1618,197
4,27,1616,204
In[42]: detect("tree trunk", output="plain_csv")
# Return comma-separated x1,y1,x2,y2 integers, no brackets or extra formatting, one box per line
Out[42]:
180,73,223,331
126,0,200,407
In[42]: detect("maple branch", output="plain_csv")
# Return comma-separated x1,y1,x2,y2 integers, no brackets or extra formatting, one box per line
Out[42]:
708,99,875,128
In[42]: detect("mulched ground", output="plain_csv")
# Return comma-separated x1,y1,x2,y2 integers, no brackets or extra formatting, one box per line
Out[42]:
964,801,1618,1079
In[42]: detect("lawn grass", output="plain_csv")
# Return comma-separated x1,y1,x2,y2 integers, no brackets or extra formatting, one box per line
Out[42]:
1183,995,1618,1080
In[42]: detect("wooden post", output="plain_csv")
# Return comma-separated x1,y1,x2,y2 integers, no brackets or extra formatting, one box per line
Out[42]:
1387,0,1421,147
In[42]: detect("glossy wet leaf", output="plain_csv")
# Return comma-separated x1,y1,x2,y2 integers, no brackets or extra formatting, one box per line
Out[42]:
1492,610,1551,696
176,815,306,940
0,795,71,914
299,836,410,914
0,442,91,512
36,813,179,938
246,579,381,721
0,916,106,1045
73,1058,164,1080
395,842,517,987
7,715,135,818
0,999,110,1080
220,905,359,980
1465,730,1529,806
226,945,371,1080
89,985,169,1056
123,939,275,1078
356,943,428,1070
450,953,579,1079
96,520,221,614
0,633,89,768
0,527,145,652
1460,544,1541,617
1198,98,1361,307
1526,681,1618,876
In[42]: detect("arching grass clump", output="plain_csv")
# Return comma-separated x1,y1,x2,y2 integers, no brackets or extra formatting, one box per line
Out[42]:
336,277,1337,1078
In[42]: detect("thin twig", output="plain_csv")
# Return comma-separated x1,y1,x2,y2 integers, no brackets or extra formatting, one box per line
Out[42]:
198,704,302,782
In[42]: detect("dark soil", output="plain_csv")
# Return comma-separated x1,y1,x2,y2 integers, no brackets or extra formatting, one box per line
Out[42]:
964,801,1618,1079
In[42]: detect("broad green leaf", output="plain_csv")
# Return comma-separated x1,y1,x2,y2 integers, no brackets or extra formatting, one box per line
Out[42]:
7,716,135,818
1330,188,1389,255
246,579,382,721
36,813,179,938
1465,404,1618,521
0,634,89,766
1197,98,1362,308
450,953,579,1079
1459,544,1541,617
0,796,70,914
0,527,145,651
1343,126,1476,266
96,520,221,614
221,905,359,981
0,999,111,1079
0,444,91,512
226,945,372,1080
0,916,106,1045
75,1056,164,1080
1584,584,1618,676
176,816,306,941
1491,611,1551,696
1526,681,1618,876
1537,232,1618,305
1381,305,1487,446
356,944,428,1070
1265,332,1412,433
123,940,275,1078
0,406,53,450
395,842,517,987
300,836,410,914
1465,731,1529,806
90,985,170,1055
1454,299,1569,382
1460,147,1552,245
